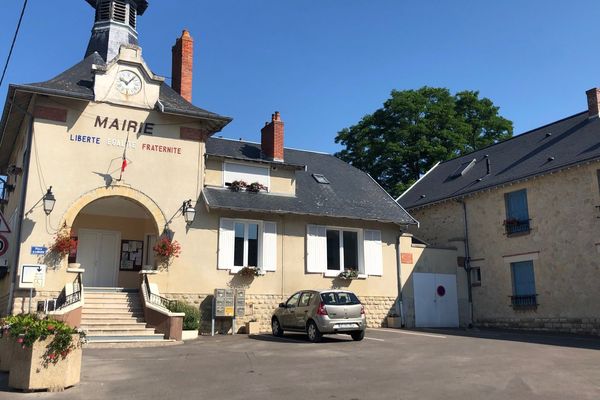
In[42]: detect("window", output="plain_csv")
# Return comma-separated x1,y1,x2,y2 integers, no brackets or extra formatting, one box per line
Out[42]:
510,261,537,309
218,219,277,272
325,229,360,272
286,292,301,308
307,225,382,276
223,162,269,190
298,292,314,307
504,189,530,235
312,173,330,184
470,267,481,286
320,291,361,305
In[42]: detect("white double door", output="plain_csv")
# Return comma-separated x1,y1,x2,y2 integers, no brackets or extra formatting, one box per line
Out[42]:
413,273,459,328
77,229,120,287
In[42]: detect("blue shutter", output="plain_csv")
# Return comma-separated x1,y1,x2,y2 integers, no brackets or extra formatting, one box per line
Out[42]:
511,261,536,295
506,190,529,221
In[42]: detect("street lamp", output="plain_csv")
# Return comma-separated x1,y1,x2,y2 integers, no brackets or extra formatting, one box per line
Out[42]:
182,199,195,224
43,187,56,215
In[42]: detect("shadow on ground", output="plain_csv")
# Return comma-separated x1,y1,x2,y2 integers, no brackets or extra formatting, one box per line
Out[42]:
416,327,600,351
249,332,354,344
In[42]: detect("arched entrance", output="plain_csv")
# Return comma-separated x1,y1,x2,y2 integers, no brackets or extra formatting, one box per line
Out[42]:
70,194,162,288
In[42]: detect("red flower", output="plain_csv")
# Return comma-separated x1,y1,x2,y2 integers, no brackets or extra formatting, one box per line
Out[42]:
17,337,23,343
48,353,56,359
47,325,55,331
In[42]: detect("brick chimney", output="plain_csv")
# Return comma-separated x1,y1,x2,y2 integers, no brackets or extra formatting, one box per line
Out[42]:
261,111,284,161
172,30,194,103
586,88,600,118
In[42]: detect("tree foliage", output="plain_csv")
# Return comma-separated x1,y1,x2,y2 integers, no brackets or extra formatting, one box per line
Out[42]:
335,87,513,198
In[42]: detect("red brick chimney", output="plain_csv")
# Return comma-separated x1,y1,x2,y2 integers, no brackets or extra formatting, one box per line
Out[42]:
172,30,194,103
261,111,284,161
586,88,600,118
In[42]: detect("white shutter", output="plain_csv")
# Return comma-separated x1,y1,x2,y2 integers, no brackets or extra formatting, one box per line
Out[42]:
218,218,235,270
364,230,383,276
261,221,277,272
306,225,327,273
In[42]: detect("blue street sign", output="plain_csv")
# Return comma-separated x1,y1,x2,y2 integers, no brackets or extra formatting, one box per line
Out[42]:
31,246,48,255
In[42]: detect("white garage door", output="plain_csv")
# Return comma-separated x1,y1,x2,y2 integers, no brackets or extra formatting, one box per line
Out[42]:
413,273,459,328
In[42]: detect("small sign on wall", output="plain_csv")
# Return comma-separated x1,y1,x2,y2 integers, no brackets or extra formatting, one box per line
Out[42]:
401,253,414,264
19,264,47,289
31,246,48,255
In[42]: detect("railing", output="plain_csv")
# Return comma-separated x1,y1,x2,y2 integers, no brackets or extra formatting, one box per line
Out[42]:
504,219,531,235
143,274,177,310
510,294,537,309
55,272,82,310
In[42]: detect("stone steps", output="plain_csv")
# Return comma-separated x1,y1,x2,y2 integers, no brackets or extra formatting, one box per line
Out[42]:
81,288,167,344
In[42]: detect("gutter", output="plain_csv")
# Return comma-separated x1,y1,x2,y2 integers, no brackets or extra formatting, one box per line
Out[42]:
395,233,404,326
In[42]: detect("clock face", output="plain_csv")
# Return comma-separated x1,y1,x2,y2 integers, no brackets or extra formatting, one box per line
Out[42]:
116,70,142,96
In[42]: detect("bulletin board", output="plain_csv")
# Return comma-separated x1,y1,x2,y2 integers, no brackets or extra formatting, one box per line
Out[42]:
120,240,144,271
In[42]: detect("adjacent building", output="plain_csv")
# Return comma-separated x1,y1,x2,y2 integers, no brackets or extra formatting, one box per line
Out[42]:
399,89,600,335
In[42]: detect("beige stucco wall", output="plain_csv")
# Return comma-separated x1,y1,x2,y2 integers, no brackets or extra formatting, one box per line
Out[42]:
204,157,296,195
408,162,600,333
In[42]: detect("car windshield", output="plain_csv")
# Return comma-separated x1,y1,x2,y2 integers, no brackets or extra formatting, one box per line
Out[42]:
320,292,361,305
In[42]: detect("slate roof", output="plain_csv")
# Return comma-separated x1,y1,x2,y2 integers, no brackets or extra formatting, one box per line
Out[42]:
0,53,231,140
399,111,599,209
203,138,417,225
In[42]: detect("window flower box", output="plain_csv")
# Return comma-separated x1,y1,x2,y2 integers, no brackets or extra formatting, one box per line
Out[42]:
0,333,14,372
238,266,261,278
338,269,359,280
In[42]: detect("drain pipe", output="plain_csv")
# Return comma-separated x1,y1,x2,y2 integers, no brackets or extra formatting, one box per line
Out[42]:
395,232,404,326
459,199,474,328
8,97,35,315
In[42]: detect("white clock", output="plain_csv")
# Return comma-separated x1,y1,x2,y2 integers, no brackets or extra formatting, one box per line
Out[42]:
116,70,142,96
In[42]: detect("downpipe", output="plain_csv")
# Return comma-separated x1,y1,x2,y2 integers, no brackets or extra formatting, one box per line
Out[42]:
459,199,474,328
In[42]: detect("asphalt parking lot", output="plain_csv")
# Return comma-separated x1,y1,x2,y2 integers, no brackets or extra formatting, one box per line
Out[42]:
1,328,599,399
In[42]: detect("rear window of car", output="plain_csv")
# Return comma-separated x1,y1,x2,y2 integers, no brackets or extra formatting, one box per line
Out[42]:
320,292,361,305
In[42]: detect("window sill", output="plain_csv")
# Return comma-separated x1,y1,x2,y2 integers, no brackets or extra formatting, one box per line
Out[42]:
323,271,367,279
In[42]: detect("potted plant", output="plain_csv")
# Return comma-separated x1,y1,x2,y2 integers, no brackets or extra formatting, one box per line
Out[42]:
387,312,402,329
153,236,182,269
229,180,247,192
245,318,260,335
4,314,86,391
246,182,267,193
49,225,77,259
338,269,359,280
0,318,13,372
168,302,200,340
238,266,261,278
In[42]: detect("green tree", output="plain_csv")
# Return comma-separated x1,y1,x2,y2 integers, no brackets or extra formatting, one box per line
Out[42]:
335,87,512,197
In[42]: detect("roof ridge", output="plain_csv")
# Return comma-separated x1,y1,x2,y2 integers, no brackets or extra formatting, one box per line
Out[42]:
208,136,332,155
437,110,588,166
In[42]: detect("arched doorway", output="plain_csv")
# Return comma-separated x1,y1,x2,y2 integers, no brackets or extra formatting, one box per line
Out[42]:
71,196,160,288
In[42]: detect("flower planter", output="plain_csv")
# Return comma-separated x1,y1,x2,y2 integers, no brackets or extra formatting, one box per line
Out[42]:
8,335,82,391
181,330,199,341
387,316,402,329
246,321,260,335
0,334,14,372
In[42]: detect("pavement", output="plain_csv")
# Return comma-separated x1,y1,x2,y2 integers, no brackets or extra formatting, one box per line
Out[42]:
1,328,599,399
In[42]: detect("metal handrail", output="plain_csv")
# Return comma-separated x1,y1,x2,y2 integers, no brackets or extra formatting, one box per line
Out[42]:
55,272,82,310
510,294,538,308
143,274,177,310
505,219,531,235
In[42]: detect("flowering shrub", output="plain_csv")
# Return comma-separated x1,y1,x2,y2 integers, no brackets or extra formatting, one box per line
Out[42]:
238,266,260,277
229,180,247,192
49,227,77,258
246,182,267,193
153,236,181,267
338,269,359,280
2,314,86,367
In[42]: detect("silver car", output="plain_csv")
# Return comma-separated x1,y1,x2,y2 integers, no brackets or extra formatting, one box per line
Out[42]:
271,290,366,342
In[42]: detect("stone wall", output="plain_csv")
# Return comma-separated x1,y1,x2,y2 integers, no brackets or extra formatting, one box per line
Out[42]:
477,317,600,336
166,292,397,334
10,290,61,315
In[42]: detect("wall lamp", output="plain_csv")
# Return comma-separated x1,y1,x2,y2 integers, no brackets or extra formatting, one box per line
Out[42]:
182,199,195,224
43,187,56,215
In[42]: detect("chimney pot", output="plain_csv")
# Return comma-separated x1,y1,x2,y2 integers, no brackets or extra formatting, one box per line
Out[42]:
586,88,600,118
261,111,285,162
172,30,194,102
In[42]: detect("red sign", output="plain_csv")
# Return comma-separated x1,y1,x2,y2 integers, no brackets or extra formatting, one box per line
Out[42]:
401,253,413,264
0,235,8,256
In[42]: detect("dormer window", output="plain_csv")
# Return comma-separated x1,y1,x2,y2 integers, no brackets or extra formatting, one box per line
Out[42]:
223,162,270,191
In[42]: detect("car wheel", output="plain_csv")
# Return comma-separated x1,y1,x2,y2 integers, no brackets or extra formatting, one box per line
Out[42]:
306,321,322,343
350,330,365,341
271,318,284,337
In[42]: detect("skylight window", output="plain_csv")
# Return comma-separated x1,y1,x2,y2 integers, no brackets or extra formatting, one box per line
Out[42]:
312,174,330,184
449,159,476,179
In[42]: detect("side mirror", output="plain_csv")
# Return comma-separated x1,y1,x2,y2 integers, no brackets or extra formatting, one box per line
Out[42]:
278,302,286,308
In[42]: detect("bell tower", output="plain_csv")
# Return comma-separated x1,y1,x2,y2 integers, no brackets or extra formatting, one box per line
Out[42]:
84,0,149,62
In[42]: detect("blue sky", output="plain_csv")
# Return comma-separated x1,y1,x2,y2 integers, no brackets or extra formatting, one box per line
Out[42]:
1,1,599,154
